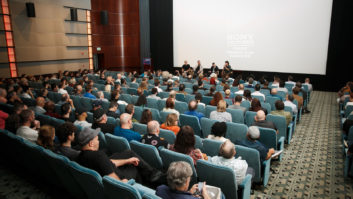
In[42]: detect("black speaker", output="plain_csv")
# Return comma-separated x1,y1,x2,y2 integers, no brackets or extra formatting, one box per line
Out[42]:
26,2,35,17
70,8,78,21
101,10,108,25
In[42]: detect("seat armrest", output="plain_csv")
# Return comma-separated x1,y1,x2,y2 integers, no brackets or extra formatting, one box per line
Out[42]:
127,179,136,185
238,174,252,199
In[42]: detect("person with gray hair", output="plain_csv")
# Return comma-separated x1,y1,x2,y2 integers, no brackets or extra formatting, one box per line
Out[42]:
97,91,109,102
114,113,141,142
236,126,281,162
141,120,168,148
156,161,210,199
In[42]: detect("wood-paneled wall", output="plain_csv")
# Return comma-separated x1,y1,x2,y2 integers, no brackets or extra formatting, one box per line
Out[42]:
91,0,140,72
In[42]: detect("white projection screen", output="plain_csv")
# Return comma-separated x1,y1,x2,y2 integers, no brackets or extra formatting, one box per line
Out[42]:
173,0,333,75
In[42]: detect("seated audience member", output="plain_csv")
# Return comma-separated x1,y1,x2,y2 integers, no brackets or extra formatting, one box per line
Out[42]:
6,103,27,133
114,113,141,142
249,98,267,115
21,86,35,99
346,92,353,108
74,110,92,128
210,100,232,122
58,82,68,95
252,84,266,100
92,108,115,134
285,75,296,85
277,80,288,93
97,91,109,102
343,119,353,136
162,98,180,118
236,126,277,162
60,103,72,122
142,120,169,148
125,104,139,123
140,109,153,125
303,78,313,92
292,87,303,110
272,76,280,88
36,125,55,151
210,92,224,106
34,97,46,114
76,127,165,184
107,101,120,118
83,85,97,99
170,125,207,165
195,92,205,107
154,79,163,93
178,84,187,95
284,94,298,115
245,77,254,88
270,88,283,101
228,95,247,114
91,100,103,112
235,84,245,95
207,122,228,142
57,94,75,110
56,122,80,160
210,73,218,85
184,100,205,121
0,110,8,130
262,80,271,90
205,86,216,97
294,81,310,113
243,90,252,102
16,109,40,143
7,91,22,105
156,161,210,199
166,82,173,92
74,84,83,96
192,85,199,95
224,89,231,99
148,88,161,100
0,88,7,103
209,140,251,185
136,94,147,107
252,110,277,131
270,100,292,126
44,101,61,119
160,113,180,136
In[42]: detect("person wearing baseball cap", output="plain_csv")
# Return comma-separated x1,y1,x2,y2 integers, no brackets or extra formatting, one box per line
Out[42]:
91,108,115,134
236,126,281,162
76,127,166,186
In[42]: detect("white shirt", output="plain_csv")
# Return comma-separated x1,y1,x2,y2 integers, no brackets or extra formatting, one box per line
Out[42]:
209,156,248,185
251,91,265,100
285,81,296,85
34,106,46,114
21,93,32,99
147,94,161,100
162,108,180,118
346,102,353,109
277,87,288,93
58,88,68,95
207,135,228,142
272,83,279,88
303,83,313,92
155,87,163,93
74,120,92,128
16,126,38,144
284,100,298,115
210,111,232,123
235,90,244,95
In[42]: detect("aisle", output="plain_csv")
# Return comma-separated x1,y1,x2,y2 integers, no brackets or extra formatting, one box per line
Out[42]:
253,91,353,199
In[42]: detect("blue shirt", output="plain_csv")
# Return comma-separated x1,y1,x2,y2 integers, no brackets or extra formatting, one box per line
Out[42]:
156,185,198,199
83,92,97,99
113,126,141,142
236,139,269,162
184,110,205,121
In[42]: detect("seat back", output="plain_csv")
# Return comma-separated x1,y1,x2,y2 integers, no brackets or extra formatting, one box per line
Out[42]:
133,106,143,121
131,95,139,105
179,114,202,137
200,117,217,138
81,97,93,111
107,117,117,126
225,122,248,143
146,98,159,110
185,94,195,103
68,161,104,199
159,111,170,123
260,102,271,114
196,159,238,199
346,105,353,117
159,129,176,144
205,105,217,118
196,104,206,115
175,93,186,102
235,145,261,182
266,114,287,143
194,135,203,151
202,139,223,157
226,108,244,124
133,123,148,135
130,141,163,169
240,100,250,111
201,96,213,105
98,131,108,150
105,133,131,153
148,108,161,122
159,148,197,184
103,176,142,199
174,101,188,114
266,96,280,111
245,111,257,126
252,95,265,102
258,127,277,149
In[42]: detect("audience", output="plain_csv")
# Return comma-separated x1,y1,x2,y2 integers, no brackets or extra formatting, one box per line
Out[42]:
195,92,205,107
125,104,139,123
140,109,153,125
284,94,298,115
16,109,40,143
83,85,97,99
210,100,232,122
74,110,92,128
210,92,224,106
184,100,205,121
207,122,228,142
36,125,56,151
160,113,180,136
34,97,46,114
136,94,147,107
148,88,161,100
92,108,115,134
142,120,169,148
271,100,292,126
106,101,120,118
114,113,141,142
228,95,246,114
60,103,72,122
5,103,27,133
162,98,180,118
249,98,267,115
252,110,277,131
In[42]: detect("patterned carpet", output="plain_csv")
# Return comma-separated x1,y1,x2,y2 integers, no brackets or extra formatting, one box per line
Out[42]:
0,91,353,199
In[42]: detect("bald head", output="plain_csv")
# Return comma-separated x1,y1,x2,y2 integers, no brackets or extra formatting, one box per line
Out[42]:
255,110,266,121
147,120,160,135
271,88,278,95
219,140,236,159
120,113,132,125
238,84,244,90
188,100,197,111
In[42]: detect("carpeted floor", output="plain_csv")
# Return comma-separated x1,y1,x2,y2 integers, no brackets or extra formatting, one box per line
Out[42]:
1,91,353,199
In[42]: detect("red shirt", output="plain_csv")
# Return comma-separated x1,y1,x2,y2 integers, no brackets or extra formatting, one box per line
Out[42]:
0,110,9,129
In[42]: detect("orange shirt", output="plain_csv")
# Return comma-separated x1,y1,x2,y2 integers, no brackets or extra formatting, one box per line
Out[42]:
160,123,180,136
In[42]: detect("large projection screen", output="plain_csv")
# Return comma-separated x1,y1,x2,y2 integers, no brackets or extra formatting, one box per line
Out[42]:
173,0,333,75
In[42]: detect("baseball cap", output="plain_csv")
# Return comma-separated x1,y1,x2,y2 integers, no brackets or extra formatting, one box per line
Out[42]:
93,108,105,121
77,127,100,146
248,126,260,139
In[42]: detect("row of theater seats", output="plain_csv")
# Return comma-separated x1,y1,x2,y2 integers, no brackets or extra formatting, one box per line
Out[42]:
339,96,353,177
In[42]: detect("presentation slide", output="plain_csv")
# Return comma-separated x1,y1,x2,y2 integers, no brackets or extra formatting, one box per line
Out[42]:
173,0,333,75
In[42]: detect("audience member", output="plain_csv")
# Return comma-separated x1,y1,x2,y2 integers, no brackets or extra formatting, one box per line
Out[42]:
36,125,55,151
125,104,139,123
74,110,92,128
44,101,61,119
142,120,169,148
210,100,232,122
207,122,228,142
243,90,252,102
106,101,120,118
284,94,298,115
140,109,153,125
60,103,72,122
162,98,180,118
228,95,246,114
249,98,267,115
55,122,80,160
235,84,244,95
136,95,147,107
92,108,115,134
148,88,161,100
16,109,40,143
178,84,187,95
184,100,205,121
0,110,8,130
205,86,216,96
83,85,97,99
114,113,141,142
160,113,180,136
270,88,283,101
34,97,46,114
252,110,277,131
271,100,292,126
195,93,205,107
210,92,224,106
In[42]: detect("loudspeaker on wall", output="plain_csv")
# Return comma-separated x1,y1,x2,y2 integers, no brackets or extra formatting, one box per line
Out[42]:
101,10,108,25
26,2,35,17
70,8,78,21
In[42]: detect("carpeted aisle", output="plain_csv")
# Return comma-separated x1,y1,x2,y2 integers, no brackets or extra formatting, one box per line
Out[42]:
253,91,353,199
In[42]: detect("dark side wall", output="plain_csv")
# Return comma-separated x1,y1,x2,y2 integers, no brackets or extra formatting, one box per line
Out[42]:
149,0,353,92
